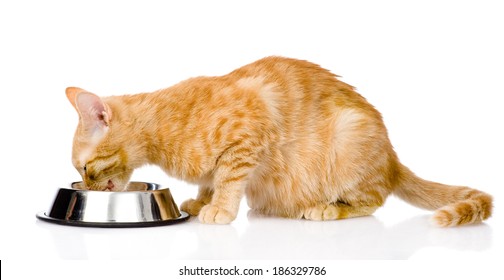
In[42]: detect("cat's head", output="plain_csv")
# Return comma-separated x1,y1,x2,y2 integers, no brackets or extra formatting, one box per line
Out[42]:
66,87,133,191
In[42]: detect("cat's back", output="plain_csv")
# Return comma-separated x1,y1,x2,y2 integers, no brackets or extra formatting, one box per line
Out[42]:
224,56,381,126
229,56,374,110
156,56,384,142
167,56,371,113
228,56,341,87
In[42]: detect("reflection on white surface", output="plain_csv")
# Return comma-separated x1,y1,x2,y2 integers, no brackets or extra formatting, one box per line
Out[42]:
190,212,492,259
36,210,492,260
35,220,198,259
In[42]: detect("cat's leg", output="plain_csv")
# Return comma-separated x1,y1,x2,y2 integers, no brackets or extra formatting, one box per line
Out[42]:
180,185,213,216
198,143,258,224
303,202,379,221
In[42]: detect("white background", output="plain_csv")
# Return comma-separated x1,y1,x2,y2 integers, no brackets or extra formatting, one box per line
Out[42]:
1,0,503,279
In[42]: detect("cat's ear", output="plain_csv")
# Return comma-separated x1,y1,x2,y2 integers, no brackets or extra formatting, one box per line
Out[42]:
66,87,112,135
66,87,84,111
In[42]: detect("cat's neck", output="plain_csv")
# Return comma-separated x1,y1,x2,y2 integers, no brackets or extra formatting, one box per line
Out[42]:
106,90,179,167
104,81,214,181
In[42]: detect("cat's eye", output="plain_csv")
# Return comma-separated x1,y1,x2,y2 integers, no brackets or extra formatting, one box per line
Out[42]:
83,165,87,173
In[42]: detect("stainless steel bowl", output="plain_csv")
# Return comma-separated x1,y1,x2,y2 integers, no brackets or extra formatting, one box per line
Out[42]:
36,182,189,228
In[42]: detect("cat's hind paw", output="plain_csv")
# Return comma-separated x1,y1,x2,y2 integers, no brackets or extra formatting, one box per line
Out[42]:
180,199,206,216
198,204,236,224
303,204,340,221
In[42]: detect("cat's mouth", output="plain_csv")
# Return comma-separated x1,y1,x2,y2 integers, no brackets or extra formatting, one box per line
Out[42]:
106,180,115,191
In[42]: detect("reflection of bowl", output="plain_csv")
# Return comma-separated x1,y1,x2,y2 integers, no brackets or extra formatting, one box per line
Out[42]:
36,182,189,228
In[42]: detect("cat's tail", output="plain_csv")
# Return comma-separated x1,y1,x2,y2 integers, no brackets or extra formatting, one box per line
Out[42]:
392,164,492,227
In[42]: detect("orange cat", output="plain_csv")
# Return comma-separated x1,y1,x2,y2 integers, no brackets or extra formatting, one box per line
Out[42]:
66,56,492,226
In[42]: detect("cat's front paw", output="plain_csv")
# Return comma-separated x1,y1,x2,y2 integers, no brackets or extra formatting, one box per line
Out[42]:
198,204,236,224
180,199,206,216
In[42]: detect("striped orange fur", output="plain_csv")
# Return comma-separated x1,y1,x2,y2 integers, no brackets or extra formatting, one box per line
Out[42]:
66,56,493,226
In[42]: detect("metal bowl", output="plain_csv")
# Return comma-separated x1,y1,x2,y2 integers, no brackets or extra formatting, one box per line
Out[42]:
36,182,189,228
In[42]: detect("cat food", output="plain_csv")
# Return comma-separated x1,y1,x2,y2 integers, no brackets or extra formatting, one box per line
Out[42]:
72,181,149,191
